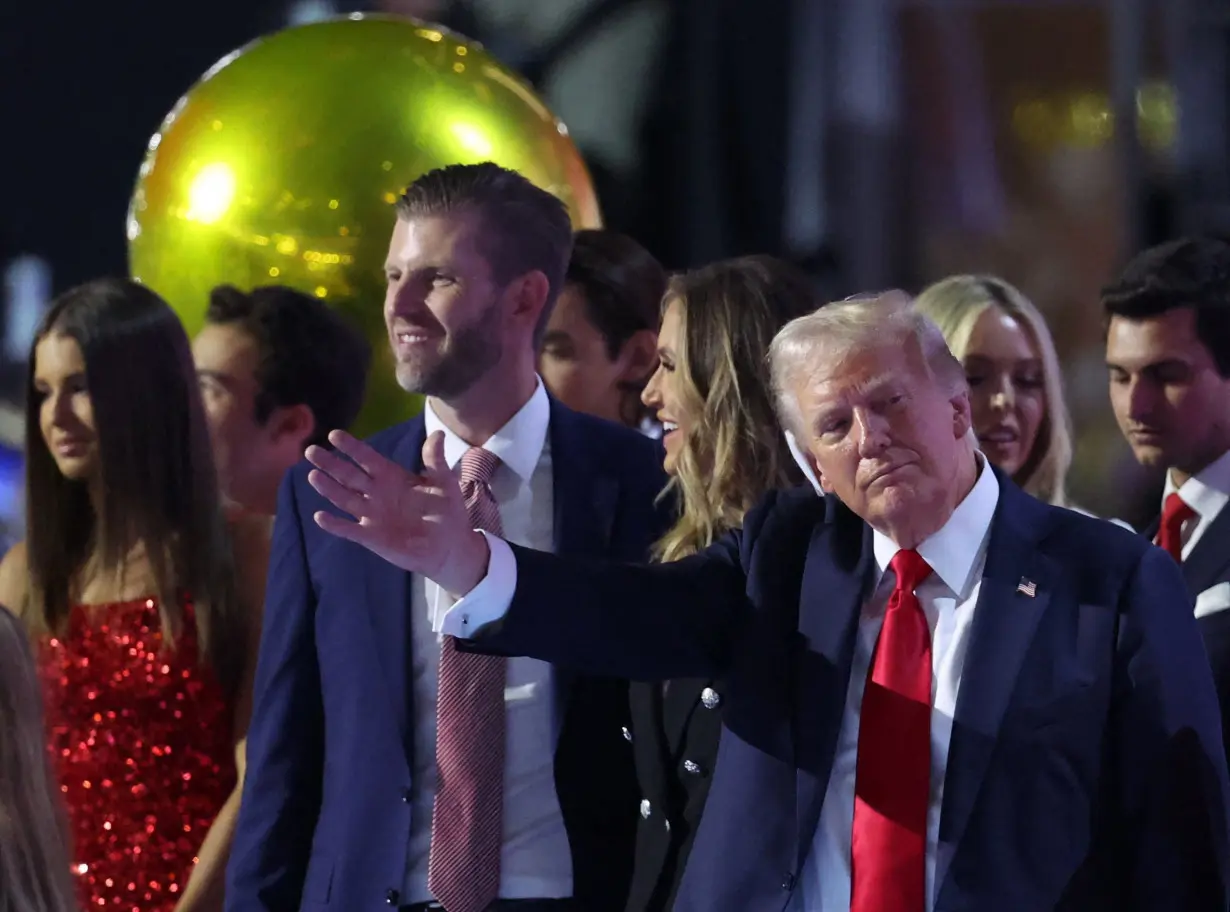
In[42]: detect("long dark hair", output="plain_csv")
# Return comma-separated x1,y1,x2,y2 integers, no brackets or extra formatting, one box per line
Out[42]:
0,605,74,912
23,278,243,693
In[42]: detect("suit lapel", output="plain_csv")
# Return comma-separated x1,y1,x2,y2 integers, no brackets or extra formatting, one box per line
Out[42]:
1182,507,1230,593
546,400,617,702
936,481,1054,891
794,500,872,870
364,418,427,764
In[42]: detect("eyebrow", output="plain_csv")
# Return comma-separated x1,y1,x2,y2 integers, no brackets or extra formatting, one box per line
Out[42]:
540,329,570,345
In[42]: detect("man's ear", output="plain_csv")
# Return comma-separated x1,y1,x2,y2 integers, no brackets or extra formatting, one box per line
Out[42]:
614,329,659,384
951,389,973,440
786,430,825,495
268,403,316,450
509,270,551,336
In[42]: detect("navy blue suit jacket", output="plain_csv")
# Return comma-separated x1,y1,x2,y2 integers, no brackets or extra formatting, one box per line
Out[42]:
1145,507,1230,762
472,474,1230,911
224,400,668,912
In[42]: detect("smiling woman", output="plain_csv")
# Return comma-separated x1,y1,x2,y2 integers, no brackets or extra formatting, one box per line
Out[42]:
915,275,1073,507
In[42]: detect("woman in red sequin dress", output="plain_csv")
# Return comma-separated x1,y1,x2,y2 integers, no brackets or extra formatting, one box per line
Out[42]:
0,279,269,912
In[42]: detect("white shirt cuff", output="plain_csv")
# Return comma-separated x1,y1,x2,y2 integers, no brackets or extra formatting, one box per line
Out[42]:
434,530,517,638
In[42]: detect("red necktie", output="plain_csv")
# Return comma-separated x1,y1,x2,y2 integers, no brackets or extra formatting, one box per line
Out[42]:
1156,492,1196,563
428,447,506,912
851,549,934,912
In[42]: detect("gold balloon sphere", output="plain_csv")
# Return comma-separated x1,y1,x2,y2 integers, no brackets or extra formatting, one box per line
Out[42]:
128,14,601,436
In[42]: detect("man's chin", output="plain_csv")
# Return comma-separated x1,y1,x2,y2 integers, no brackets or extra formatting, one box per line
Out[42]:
1129,442,1172,470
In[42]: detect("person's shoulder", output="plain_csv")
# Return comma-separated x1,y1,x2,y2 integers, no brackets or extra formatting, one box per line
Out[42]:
1033,499,1154,591
742,485,829,544
364,416,426,456
284,416,426,488
556,404,665,475
0,540,29,617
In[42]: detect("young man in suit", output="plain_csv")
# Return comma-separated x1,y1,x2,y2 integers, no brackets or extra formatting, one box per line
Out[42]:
225,162,667,912
1104,237,1230,755
309,291,1230,911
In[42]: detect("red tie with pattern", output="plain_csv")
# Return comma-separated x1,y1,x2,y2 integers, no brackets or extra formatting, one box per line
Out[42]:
851,549,934,912
1156,492,1196,563
428,447,506,912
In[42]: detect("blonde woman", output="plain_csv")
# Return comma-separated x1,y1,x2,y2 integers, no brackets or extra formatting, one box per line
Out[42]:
629,255,815,911
0,605,75,912
915,274,1073,506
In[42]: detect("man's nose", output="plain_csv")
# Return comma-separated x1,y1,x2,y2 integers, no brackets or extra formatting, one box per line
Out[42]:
1126,376,1159,421
854,409,890,457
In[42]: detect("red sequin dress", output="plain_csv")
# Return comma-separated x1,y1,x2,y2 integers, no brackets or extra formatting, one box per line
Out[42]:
38,597,236,911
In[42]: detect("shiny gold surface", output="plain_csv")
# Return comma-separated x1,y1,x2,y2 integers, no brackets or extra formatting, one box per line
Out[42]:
128,14,601,435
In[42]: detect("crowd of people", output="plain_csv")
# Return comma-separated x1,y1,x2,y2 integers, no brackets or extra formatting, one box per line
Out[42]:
0,160,1229,912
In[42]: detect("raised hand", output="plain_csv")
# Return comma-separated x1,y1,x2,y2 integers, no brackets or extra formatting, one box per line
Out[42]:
306,430,490,595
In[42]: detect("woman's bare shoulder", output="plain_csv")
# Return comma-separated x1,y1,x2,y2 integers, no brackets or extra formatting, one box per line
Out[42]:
0,541,30,617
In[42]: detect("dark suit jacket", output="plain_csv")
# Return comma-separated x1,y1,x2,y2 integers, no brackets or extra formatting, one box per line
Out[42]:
472,473,1230,911
625,677,724,912
224,400,668,912
1145,507,1230,761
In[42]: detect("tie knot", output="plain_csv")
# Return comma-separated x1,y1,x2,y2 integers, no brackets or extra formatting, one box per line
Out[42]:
459,447,501,487
1162,492,1196,526
889,549,932,593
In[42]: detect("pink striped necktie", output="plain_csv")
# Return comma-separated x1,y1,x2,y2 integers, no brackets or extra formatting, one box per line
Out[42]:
428,446,507,912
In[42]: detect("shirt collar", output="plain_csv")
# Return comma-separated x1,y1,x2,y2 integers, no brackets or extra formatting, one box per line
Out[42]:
423,377,550,483
1163,447,1230,520
872,454,1001,600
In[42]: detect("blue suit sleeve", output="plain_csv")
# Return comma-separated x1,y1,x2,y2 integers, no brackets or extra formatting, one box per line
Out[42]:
225,471,325,912
468,527,750,681
1115,546,1230,910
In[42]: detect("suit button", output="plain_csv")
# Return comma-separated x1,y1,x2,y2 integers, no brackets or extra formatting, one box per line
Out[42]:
401,788,412,803
782,873,796,890
622,726,633,742
639,798,652,819
682,759,703,776
386,888,400,905
700,687,722,709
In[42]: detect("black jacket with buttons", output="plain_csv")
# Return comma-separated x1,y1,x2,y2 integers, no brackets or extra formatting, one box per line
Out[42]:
624,677,724,911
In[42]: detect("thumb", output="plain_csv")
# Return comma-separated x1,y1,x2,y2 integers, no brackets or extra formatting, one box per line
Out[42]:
421,430,452,482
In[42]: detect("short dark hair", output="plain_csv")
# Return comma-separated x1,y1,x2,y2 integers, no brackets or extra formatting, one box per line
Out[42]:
1101,237,1230,376
395,162,575,344
205,285,371,446
565,229,666,360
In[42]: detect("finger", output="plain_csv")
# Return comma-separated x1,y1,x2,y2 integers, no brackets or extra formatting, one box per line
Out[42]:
307,468,369,518
313,509,367,542
328,429,392,479
306,444,375,495
421,430,454,482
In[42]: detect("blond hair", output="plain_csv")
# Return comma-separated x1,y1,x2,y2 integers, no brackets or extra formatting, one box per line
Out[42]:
653,256,815,562
915,275,1072,506
0,606,75,912
769,290,967,438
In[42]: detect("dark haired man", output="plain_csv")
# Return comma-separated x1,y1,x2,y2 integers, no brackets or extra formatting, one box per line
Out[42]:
538,229,663,430
192,284,371,516
227,163,666,912
1104,236,1230,750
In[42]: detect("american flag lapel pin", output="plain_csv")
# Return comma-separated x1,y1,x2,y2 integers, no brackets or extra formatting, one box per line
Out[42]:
1016,577,1037,598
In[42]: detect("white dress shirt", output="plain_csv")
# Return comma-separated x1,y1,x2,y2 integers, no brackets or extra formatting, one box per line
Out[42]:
1161,448,1230,561
801,461,998,911
403,379,573,903
440,458,1000,911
